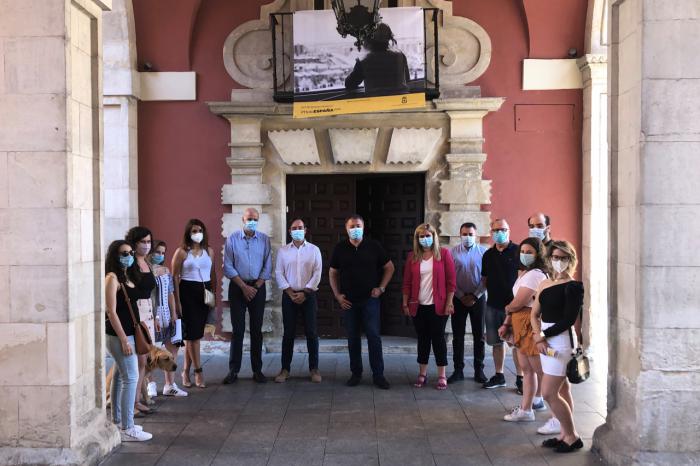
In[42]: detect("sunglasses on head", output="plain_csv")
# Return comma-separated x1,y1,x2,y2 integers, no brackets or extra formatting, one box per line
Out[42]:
119,250,135,257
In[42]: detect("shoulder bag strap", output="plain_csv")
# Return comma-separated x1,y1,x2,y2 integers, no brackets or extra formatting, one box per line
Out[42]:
120,282,140,329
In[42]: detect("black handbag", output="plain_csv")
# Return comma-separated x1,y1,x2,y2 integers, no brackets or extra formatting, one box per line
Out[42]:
566,327,590,384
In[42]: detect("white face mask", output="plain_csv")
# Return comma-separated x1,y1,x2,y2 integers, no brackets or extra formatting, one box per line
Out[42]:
529,228,546,240
191,232,204,244
551,259,568,274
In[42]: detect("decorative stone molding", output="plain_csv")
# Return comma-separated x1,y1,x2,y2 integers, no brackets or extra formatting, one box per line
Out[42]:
221,183,272,205
222,0,492,89
328,128,378,164
268,129,321,165
386,127,442,164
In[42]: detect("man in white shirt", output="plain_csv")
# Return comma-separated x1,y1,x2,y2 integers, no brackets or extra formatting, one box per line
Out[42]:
274,218,323,383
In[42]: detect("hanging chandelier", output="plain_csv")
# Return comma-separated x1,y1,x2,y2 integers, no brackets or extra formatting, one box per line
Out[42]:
331,0,382,51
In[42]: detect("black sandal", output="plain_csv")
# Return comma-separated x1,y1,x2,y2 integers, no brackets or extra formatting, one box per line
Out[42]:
554,438,583,453
542,438,561,448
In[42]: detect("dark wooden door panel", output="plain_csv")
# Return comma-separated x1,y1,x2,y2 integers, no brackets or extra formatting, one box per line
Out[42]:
287,175,356,338
357,174,424,337
287,173,425,338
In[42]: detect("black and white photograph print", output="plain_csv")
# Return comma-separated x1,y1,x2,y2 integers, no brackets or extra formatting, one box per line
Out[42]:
293,7,426,102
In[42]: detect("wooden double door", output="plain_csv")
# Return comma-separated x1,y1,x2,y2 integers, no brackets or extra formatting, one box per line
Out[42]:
286,173,424,338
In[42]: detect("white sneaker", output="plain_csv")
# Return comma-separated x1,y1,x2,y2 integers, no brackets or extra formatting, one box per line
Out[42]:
162,383,188,397
147,381,158,398
503,406,535,422
537,416,561,435
120,424,143,432
121,426,152,442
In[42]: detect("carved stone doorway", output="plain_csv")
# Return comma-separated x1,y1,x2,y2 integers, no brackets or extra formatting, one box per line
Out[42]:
287,173,425,338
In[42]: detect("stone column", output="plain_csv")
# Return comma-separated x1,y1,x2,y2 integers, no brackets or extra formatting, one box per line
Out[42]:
593,1,700,464
0,0,119,464
103,0,139,244
578,53,608,356
434,98,505,243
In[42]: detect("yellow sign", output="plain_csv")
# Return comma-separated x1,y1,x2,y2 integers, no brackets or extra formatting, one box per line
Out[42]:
293,92,426,119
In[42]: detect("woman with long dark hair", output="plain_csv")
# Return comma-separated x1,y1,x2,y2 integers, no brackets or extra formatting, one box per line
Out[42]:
125,226,157,415
499,237,548,422
401,223,456,390
172,219,217,389
149,240,187,397
104,240,152,441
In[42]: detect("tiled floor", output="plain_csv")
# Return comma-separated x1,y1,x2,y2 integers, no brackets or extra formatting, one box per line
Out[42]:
100,346,607,466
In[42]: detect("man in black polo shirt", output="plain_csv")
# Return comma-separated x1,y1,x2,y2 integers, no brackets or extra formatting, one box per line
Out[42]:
329,214,395,389
481,218,519,389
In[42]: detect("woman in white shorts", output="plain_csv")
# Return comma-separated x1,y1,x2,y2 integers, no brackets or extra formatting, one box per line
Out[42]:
530,240,584,454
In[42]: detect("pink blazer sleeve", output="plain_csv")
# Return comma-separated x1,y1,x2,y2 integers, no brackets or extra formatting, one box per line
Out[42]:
443,248,456,293
402,252,414,296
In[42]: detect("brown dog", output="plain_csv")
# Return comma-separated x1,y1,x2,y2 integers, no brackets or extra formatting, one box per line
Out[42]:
106,345,177,408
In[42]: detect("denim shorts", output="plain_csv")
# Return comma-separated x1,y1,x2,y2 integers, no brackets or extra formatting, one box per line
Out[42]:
484,305,506,346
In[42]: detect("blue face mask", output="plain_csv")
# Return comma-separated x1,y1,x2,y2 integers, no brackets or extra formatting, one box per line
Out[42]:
348,227,363,241
462,235,476,248
493,230,508,244
290,229,305,242
150,254,164,265
119,255,134,269
520,253,535,267
418,236,433,248
529,228,546,240
244,220,258,232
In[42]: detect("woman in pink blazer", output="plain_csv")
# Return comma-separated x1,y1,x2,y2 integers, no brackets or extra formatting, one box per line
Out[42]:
402,223,456,390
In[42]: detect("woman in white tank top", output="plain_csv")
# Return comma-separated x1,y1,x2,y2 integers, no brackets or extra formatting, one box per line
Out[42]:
171,219,217,389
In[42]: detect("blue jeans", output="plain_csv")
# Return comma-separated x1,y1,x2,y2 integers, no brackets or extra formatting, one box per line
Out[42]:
344,297,384,377
281,292,319,371
106,334,138,429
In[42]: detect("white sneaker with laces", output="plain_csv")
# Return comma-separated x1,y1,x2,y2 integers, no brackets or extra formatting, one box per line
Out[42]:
503,406,535,422
163,382,188,397
537,416,561,434
121,426,152,442
147,381,157,398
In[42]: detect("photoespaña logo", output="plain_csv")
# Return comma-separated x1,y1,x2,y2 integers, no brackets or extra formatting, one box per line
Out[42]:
401,96,407,104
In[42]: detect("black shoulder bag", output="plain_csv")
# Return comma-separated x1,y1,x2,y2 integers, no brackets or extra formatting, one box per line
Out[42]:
566,327,590,384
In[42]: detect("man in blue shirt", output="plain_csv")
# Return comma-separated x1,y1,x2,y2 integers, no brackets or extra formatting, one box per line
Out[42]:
448,222,488,384
222,207,272,384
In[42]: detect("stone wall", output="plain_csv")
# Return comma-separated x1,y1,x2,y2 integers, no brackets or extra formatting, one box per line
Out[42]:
0,0,119,464
593,0,700,464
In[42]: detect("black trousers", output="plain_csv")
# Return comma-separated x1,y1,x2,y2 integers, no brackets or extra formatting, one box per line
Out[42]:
281,292,319,371
228,282,266,374
412,304,449,367
451,295,486,371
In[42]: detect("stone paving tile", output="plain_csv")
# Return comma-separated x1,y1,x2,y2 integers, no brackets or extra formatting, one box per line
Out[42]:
100,352,606,466
154,446,217,466
210,452,269,466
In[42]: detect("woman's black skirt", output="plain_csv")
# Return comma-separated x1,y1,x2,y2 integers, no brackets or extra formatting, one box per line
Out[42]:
179,279,211,341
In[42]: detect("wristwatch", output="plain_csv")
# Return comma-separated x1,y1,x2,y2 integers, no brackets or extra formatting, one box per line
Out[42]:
378,286,386,293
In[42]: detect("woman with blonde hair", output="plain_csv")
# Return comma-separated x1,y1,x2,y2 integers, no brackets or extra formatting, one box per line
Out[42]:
531,240,584,453
402,223,456,390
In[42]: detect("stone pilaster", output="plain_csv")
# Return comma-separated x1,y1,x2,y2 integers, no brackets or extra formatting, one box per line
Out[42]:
578,53,608,356
0,0,119,464
103,0,140,245
434,98,504,244
593,1,700,464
